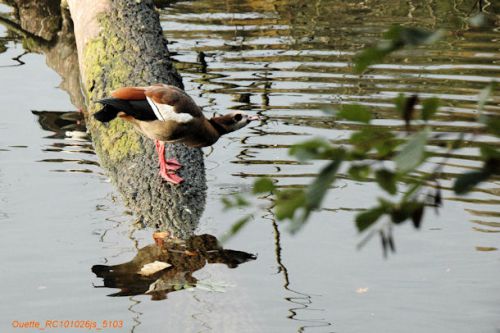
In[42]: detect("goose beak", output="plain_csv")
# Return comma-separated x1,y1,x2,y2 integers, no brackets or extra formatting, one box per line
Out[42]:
247,115,263,121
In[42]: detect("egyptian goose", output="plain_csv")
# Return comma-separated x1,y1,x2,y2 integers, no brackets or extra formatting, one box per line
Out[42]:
94,84,260,184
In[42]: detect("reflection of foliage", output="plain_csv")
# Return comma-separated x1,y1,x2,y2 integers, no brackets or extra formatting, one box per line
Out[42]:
224,23,499,254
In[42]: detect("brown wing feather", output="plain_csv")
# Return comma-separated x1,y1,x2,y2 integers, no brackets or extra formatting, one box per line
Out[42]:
111,87,147,100
144,85,204,118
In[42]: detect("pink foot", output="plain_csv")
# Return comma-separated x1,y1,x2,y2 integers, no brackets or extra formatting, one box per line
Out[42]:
159,168,184,184
165,158,182,171
153,231,170,247
155,140,184,184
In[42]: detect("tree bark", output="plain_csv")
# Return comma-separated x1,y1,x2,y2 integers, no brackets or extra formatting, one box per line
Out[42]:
65,0,206,237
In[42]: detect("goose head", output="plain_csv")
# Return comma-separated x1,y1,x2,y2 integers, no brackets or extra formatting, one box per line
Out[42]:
209,111,261,134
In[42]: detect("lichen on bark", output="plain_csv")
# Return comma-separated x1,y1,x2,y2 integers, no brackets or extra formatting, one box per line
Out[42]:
81,8,156,164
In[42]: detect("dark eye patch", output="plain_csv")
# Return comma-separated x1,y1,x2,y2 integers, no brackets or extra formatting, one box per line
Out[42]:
234,113,243,121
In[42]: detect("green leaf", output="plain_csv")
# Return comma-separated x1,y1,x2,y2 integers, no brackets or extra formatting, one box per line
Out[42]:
221,197,233,209
391,26,443,46
349,128,376,152
375,169,398,195
348,164,371,180
336,105,372,123
434,187,442,207
421,97,439,121
288,210,310,234
484,116,500,137
386,231,396,253
453,170,491,194
353,47,388,73
478,84,498,136
480,146,500,159
394,93,406,114
375,133,398,158
275,189,306,220
391,201,422,224
402,181,422,201
235,195,249,207
229,215,252,234
395,128,429,173
253,177,275,194
390,208,409,224
281,158,344,233
306,158,343,210
349,127,396,157
400,95,419,130
356,207,385,232
289,138,339,161
221,194,249,210
484,158,500,175
380,231,388,257
411,203,425,229
395,94,419,129
221,214,253,243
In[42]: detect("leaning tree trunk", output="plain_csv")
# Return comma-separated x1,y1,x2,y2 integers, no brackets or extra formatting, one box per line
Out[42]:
67,0,206,237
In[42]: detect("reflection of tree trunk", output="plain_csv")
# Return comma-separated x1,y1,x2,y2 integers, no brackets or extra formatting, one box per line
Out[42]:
1,0,207,238
0,0,84,108
2,0,61,41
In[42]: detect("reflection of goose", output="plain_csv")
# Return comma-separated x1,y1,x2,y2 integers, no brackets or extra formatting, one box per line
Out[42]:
94,84,260,184
32,110,87,140
92,234,256,300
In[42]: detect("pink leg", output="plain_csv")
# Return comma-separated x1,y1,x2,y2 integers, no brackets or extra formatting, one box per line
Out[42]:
155,141,181,170
153,231,170,247
155,140,184,184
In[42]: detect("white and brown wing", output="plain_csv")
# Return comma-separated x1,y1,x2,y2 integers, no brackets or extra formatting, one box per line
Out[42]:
144,85,203,123
109,84,203,123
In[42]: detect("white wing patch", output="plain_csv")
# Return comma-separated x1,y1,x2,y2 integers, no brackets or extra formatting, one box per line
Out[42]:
146,96,164,120
138,261,171,276
146,96,193,123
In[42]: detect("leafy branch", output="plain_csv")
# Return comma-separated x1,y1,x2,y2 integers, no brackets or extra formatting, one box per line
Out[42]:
222,25,499,254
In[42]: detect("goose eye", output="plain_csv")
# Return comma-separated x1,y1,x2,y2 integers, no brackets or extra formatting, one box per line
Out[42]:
234,114,243,121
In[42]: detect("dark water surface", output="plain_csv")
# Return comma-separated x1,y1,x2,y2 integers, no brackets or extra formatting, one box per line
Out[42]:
1,1,500,332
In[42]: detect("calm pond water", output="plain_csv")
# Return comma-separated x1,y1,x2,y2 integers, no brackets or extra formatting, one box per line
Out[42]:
1,0,499,332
